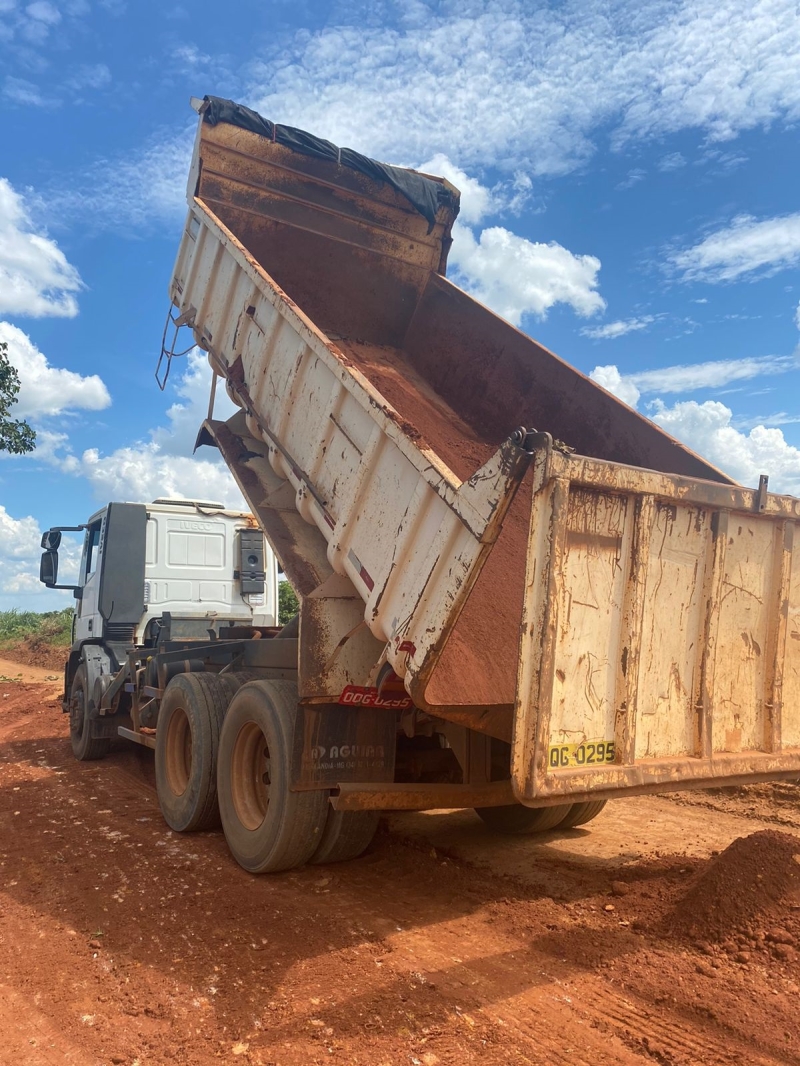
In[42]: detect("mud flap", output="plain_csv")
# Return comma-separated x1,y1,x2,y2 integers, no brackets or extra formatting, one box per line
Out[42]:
291,704,396,791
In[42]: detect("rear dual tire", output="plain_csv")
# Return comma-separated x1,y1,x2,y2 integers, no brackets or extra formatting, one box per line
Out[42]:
217,680,330,873
156,674,378,871
155,672,234,832
311,809,380,865
474,799,607,835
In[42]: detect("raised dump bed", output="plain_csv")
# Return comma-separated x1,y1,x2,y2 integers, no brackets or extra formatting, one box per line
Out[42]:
169,96,800,807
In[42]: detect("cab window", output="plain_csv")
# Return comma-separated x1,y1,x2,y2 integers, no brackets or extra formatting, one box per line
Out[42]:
82,522,102,580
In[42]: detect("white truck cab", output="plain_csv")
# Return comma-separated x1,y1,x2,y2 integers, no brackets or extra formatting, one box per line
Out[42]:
71,498,279,646
40,497,281,756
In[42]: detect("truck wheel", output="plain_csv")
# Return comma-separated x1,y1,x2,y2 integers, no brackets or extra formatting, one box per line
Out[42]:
311,809,380,865
217,670,265,701
155,673,230,833
474,802,572,835
69,665,111,761
558,800,607,829
217,681,328,873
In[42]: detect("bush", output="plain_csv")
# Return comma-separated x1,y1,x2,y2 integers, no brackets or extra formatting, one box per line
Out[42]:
278,580,299,626
0,608,74,647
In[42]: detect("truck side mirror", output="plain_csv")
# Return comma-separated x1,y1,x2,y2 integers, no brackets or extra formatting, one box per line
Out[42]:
40,530,62,550
39,549,58,587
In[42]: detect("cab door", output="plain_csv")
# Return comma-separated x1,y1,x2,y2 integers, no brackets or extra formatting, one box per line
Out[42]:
73,514,105,643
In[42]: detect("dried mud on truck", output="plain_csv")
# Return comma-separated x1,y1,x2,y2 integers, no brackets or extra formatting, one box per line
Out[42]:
40,94,800,874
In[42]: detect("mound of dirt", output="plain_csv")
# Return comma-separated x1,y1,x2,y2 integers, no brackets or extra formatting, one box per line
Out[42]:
1,637,68,673
669,830,800,943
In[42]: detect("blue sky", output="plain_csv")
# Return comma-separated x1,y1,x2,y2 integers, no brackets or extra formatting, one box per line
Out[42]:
1,0,799,610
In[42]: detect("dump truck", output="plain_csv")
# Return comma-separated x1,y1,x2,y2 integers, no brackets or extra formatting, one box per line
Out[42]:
41,95,800,873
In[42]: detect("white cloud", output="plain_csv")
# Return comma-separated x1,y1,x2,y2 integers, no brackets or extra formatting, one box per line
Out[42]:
65,63,111,91
450,222,605,326
672,213,800,283
40,351,245,508
616,168,646,190
51,0,800,231
172,43,212,69
631,354,799,395
0,504,80,609
588,365,641,407
582,316,655,340
2,0,90,51
418,154,496,226
0,322,110,418
650,400,800,494
590,353,799,408
589,364,800,492
25,2,59,24
48,127,193,231
0,178,82,316
75,446,243,506
696,147,748,173
0,505,40,560
243,0,800,178
151,349,233,456
3,76,51,107
795,300,800,331
658,152,687,171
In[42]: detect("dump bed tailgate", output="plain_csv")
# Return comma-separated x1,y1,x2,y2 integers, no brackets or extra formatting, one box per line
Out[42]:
514,447,800,802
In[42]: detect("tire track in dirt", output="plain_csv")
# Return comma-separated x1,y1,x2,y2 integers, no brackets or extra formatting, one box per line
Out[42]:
3,685,800,1065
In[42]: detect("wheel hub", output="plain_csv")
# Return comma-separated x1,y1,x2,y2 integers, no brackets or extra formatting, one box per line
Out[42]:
230,722,271,831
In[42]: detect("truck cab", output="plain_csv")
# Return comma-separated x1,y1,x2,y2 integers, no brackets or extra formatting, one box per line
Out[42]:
40,498,279,728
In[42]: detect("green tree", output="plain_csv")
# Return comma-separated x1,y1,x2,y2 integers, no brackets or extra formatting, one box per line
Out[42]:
278,579,299,625
0,341,35,455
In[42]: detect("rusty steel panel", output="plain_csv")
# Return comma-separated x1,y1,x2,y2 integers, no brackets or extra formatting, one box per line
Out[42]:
332,780,516,811
513,452,800,803
192,120,457,347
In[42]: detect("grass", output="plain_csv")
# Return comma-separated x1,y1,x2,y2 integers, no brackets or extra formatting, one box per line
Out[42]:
0,608,74,647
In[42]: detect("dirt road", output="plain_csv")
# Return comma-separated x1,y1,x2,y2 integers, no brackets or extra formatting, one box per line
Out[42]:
2,677,800,1066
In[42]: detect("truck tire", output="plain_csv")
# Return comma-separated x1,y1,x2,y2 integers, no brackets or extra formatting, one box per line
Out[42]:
558,800,607,829
69,664,111,761
155,672,231,833
217,670,265,701
310,809,380,865
217,680,328,873
474,801,572,835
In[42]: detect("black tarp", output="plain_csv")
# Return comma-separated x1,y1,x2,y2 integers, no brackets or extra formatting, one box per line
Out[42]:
201,96,459,230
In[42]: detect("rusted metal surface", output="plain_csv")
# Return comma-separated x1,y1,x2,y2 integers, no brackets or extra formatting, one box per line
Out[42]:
117,726,156,750
192,121,457,347
403,273,735,482
513,448,800,803
299,594,388,702
332,780,516,811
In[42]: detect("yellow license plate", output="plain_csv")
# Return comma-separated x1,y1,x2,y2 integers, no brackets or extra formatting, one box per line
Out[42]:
548,740,616,769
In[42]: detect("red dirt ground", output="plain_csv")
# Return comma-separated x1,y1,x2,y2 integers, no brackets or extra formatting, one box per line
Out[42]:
2,675,800,1065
